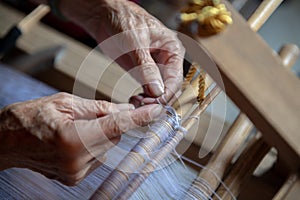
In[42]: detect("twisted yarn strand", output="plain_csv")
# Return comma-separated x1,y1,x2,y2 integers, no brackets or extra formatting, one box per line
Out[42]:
182,63,199,90
197,69,206,104
180,0,232,36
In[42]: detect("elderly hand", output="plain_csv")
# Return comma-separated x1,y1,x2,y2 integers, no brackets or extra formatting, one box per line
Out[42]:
59,0,185,106
0,93,162,185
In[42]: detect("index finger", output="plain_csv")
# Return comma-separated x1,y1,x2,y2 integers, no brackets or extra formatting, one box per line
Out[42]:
73,104,163,145
150,32,185,103
98,104,163,139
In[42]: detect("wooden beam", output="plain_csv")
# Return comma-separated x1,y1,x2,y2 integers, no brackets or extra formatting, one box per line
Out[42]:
182,0,300,168
247,0,283,32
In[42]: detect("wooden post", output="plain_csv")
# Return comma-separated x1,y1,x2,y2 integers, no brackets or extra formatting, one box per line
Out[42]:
185,0,299,197
190,0,300,170
215,43,299,199
247,0,283,32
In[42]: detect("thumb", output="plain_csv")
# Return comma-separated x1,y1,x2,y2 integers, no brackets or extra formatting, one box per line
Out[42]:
100,104,164,139
72,97,134,120
131,49,165,97
68,104,163,146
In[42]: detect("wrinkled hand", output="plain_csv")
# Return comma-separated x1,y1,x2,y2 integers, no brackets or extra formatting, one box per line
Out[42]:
60,0,185,106
0,93,162,185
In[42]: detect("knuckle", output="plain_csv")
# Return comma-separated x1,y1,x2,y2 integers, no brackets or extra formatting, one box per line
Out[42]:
173,41,185,55
55,92,72,99
147,17,162,28
52,92,73,105
134,49,152,64
133,113,150,126
140,64,157,76
1,104,17,117
98,101,113,112
0,103,26,130
110,119,122,135
102,116,123,137
115,111,141,132
3,102,22,116
127,110,149,127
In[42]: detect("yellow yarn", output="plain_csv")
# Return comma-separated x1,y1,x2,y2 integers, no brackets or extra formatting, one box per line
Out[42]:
180,0,232,36
197,69,206,103
182,63,199,90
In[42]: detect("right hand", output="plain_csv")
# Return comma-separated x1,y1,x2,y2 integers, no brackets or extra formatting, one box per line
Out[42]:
0,92,162,185
59,0,185,106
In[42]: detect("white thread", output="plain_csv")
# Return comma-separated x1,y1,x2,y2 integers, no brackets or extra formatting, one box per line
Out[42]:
98,106,193,200
187,116,200,121
180,155,237,200
177,126,188,135
161,95,167,105
172,150,188,170
124,107,234,200
134,145,151,161
156,97,162,105
156,95,167,105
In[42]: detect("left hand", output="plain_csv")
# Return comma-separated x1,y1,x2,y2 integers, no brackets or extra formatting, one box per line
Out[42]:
59,0,185,106
0,93,162,185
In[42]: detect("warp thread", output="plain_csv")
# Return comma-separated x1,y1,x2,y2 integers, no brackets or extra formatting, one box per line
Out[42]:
181,156,237,200
90,86,234,200
90,106,182,200
114,127,188,200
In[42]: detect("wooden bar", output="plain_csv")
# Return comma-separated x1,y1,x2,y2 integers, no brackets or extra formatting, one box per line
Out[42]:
215,43,300,199
273,174,299,200
187,1,285,196
181,0,300,169
282,176,300,200
278,44,300,68
215,136,271,199
247,0,283,32
17,4,50,34
198,113,253,194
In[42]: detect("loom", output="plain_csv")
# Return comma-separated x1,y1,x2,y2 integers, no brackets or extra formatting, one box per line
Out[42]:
0,0,300,199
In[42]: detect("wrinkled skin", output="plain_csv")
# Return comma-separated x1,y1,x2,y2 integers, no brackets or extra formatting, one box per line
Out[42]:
60,0,185,105
0,93,162,185
2,0,184,185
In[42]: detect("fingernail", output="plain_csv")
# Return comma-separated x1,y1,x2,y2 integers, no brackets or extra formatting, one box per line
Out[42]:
145,81,164,97
117,103,135,111
129,96,143,108
142,97,156,104
128,104,135,110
